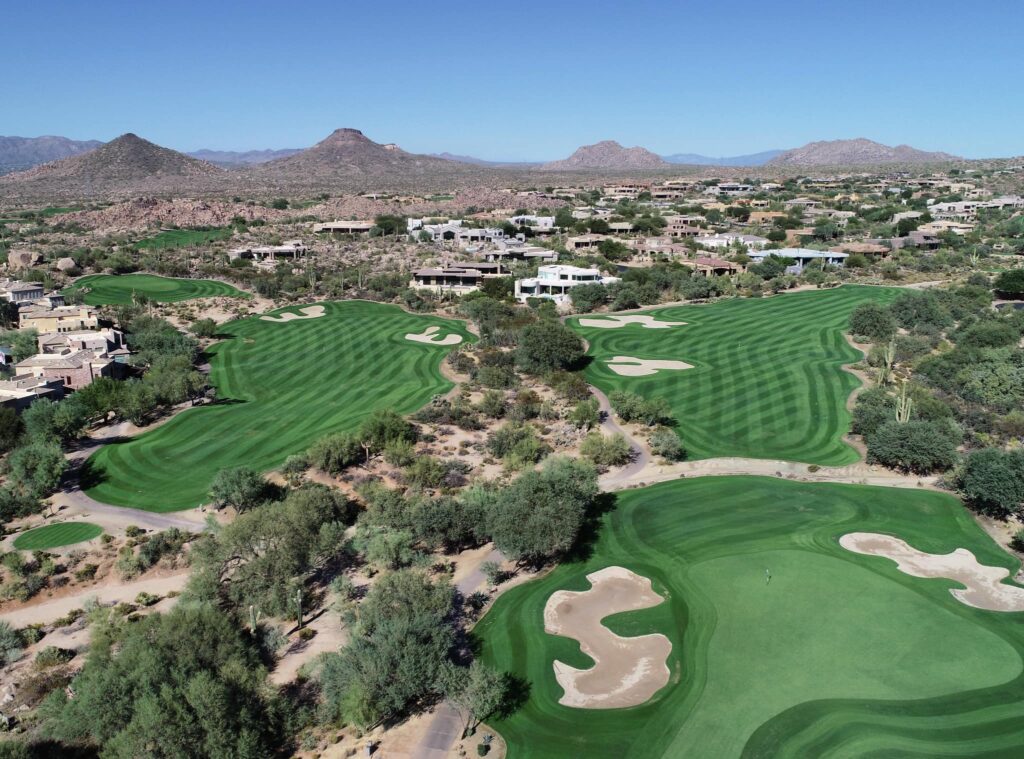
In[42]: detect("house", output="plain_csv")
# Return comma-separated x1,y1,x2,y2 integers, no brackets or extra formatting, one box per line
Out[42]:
38,328,126,356
696,233,769,250
829,242,890,258
409,263,507,295
628,237,691,261
19,304,98,333
14,349,115,391
679,257,742,277
508,214,557,232
607,221,636,235
0,279,45,304
228,240,307,261
748,211,787,226
514,265,621,305
663,215,705,236
565,234,611,251
313,220,375,235
747,248,848,272
703,183,754,197
0,374,65,412
478,237,559,264
918,220,974,235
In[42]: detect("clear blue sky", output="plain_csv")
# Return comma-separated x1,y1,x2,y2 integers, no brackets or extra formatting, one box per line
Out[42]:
3,0,1021,160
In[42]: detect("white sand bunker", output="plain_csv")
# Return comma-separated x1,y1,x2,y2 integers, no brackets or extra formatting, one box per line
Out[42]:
259,305,326,322
606,356,693,377
404,325,463,345
579,314,686,329
840,532,1024,612
544,566,672,709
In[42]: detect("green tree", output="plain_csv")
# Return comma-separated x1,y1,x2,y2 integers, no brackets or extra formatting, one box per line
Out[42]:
446,661,508,736
580,431,632,466
515,321,584,374
41,604,284,758
867,419,960,474
849,302,897,342
208,466,270,511
958,448,1024,519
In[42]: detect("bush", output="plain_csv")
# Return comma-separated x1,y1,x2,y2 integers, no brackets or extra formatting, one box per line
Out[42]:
608,390,672,426
580,432,632,467
0,621,22,664
515,322,584,374
1010,530,1024,553
957,448,1024,518
867,419,960,474
34,645,74,669
849,302,897,342
649,426,685,461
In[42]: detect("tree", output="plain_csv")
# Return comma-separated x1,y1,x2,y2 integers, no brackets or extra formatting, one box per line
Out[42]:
0,407,22,454
849,302,897,342
373,214,407,236
649,426,685,461
307,432,363,474
514,321,584,374
208,466,269,511
189,485,352,616
608,390,672,426
41,603,285,758
866,419,960,474
486,457,598,563
447,661,508,736
359,409,417,455
319,570,456,728
570,283,608,313
579,432,632,467
569,398,600,430
6,441,65,500
957,448,1024,518
994,269,1024,298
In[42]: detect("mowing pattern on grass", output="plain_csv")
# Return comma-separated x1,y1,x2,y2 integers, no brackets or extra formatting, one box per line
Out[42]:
476,477,1024,758
65,274,244,305
136,227,232,250
570,286,898,466
14,522,104,550
84,301,471,512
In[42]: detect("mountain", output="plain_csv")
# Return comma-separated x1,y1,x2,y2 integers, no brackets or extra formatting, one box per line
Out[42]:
430,152,540,168
0,133,224,198
768,139,959,166
187,148,303,167
541,140,668,171
662,149,785,166
0,135,103,175
251,128,481,189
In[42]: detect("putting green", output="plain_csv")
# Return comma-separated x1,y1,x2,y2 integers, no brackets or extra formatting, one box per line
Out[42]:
570,286,898,465
475,477,1024,758
64,274,245,305
13,522,103,550
83,301,471,511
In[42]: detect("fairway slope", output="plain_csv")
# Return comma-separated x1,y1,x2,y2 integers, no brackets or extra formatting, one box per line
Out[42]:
476,477,1024,758
570,286,898,465
65,273,244,305
83,301,470,511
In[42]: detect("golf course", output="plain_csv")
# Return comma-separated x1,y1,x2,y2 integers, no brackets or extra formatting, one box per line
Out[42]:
475,476,1024,758
64,273,245,305
570,285,899,465
12,522,104,550
82,301,471,511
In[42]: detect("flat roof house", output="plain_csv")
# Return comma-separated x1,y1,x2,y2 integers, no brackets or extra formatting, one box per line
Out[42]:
0,279,45,304
409,263,507,295
747,247,848,272
19,304,98,333
313,220,375,234
0,375,65,412
514,265,621,305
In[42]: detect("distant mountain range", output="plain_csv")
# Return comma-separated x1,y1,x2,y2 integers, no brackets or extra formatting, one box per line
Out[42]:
662,150,785,166
430,152,540,168
186,148,302,167
767,138,960,166
541,140,668,171
0,135,103,175
0,130,971,200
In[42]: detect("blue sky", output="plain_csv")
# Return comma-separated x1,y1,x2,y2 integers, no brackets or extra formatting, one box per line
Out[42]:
3,0,1022,160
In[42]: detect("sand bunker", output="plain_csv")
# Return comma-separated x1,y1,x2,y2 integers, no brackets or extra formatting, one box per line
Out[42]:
840,532,1024,612
259,305,325,322
404,325,463,346
544,566,672,709
605,356,693,377
579,314,687,329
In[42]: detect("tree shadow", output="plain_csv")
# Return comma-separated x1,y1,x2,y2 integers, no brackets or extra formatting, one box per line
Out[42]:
562,491,618,565
495,673,531,719
76,458,107,489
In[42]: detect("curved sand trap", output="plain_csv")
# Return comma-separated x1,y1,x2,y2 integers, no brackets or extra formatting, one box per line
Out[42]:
840,532,1024,612
579,314,686,329
404,325,463,345
606,356,693,377
544,566,672,708
259,305,325,322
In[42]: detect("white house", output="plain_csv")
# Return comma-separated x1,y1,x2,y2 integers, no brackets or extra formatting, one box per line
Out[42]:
514,265,621,305
696,233,769,250
747,247,848,272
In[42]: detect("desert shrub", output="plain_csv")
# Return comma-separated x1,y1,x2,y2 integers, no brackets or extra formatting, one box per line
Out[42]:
579,432,632,467
649,426,685,461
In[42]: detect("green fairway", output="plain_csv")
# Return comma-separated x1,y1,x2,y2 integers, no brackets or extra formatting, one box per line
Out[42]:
65,274,245,305
569,286,898,465
476,476,1024,758
13,522,104,550
136,227,232,250
83,301,471,511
